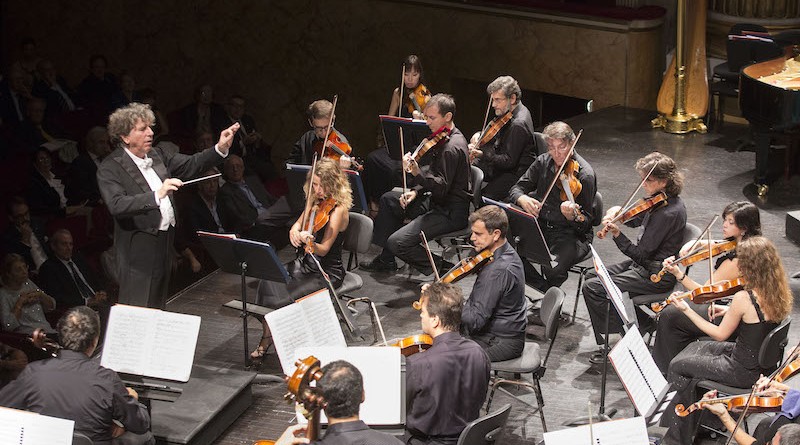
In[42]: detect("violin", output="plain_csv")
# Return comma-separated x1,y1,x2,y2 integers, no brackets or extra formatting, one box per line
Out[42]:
312,129,363,171
391,334,433,357
253,356,326,445
476,111,513,148
597,192,668,238
650,277,745,313
440,249,494,284
651,240,737,283
406,126,451,171
675,390,785,417
558,159,584,222
405,84,430,116
301,197,336,255
774,354,800,383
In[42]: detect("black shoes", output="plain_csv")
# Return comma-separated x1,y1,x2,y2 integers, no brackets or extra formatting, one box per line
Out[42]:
589,349,610,365
360,257,398,272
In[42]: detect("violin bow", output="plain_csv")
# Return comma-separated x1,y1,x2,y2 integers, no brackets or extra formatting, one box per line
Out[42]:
477,95,493,142
419,231,440,281
399,127,407,194
616,160,659,218
398,66,405,117
321,95,338,159
300,154,320,237
539,129,583,206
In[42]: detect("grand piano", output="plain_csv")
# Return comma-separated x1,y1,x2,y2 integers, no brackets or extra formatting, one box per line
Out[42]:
739,44,800,195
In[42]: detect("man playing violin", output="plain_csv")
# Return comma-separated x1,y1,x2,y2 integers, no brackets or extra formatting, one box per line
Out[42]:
583,151,686,364
470,76,536,201
361,94,470,276
406,282,490,445
289,99,354,169
508,121,596,292
461,205,526,361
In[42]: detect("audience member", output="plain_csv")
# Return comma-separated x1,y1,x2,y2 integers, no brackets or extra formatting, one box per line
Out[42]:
176,168,224,275
192,130,215,154
27,147,91,219
179,84,225,137
273,360,403,445
111,72,140,111
0,306,154,445
0,253,56,335
214,94,274,181
1,196,49,273
37,229,108,311
32,59,77,116
66,126,112,206
0,65,32,126
139,88,169,140
76,54,116,121
10,38,41,76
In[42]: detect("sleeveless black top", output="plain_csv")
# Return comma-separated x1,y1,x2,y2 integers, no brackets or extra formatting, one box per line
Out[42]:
730,290,779,374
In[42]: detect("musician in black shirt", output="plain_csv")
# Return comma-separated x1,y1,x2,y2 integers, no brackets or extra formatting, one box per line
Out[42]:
361,94,470,276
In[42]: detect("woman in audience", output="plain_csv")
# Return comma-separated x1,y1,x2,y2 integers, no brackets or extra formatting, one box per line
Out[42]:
27,147,90,220
660,236,793,445
652,201,761,372
0,253,56,335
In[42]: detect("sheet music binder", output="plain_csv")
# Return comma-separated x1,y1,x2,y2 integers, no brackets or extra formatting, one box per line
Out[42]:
482,197,556,267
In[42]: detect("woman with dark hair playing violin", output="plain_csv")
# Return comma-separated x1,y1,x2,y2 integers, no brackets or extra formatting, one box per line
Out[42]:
582,151,686,364
660,236,793,445
469,75,537,201
250,158,352,362
460,205,527,361
363,55,432,214
652,201,762,373
508,121,596,292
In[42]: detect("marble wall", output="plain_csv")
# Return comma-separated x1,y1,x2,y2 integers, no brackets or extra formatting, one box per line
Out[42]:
2,0,664,161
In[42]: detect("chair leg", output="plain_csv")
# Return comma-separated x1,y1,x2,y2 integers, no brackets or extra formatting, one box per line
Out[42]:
534,377,547,432
486,379,498,413
571,268,586,324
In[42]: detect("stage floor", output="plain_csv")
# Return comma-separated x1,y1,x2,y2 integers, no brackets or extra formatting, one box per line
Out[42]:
167,106,800,444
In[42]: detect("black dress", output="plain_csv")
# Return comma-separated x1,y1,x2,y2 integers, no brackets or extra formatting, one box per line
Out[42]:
660,290,778,445
255,213,346,308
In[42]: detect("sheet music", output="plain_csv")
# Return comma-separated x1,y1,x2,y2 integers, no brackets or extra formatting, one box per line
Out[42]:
543,416,649,445
0,407,74,445
267,289,347,375
101,305,200,381
590,245,630,324
608,326,669,417
293,346,402,425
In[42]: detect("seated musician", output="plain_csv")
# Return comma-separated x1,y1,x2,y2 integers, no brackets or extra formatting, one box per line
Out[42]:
363,54,431,212
361,94,470,277
272,360,403,445
652,201,761,373
582,151,685,364
406,282,490,445
289,99,354,169
251,158,351,363
0,306,154,445
701,375,800,445
469,75,536,201
507,121,596,292
461,205,526,361
659,236,793,445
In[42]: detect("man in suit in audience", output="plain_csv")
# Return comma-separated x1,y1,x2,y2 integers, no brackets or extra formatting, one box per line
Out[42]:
66,126,112,206
1,196,49,274
37,229,107,311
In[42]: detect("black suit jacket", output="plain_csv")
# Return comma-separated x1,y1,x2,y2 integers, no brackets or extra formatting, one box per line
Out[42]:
65,152,101,205
26,169,66,219
217,175,273,234
212,114,258,158
32,77,77,116
1,222,49,271
37,254,101,309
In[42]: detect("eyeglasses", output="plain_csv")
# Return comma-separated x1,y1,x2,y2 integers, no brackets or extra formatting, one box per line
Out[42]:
547,144,571,153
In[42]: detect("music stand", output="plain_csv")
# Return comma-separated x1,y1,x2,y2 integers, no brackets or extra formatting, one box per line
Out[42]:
285,163,369,214
379,115,430,160
482,197,555,267
199,232,290,369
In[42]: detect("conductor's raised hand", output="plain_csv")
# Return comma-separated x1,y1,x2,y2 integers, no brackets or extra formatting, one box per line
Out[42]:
216,122,241,154
157,178,183,200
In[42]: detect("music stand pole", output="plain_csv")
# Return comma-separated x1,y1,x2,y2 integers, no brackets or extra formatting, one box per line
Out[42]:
240,261,250,368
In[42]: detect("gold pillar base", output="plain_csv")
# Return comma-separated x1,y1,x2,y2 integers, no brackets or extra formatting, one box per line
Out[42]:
651,113,707,134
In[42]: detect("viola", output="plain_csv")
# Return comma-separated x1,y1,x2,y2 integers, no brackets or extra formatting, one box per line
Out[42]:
597,192,668,238
391,334,434,357
405,84,430,115
650,277,745,313
407,126,451,170
675,390,785,417
252,356,326,445
651,240,737,283
312,129,363,171
476,111,513,147
302,197,337,255
440,249,495,284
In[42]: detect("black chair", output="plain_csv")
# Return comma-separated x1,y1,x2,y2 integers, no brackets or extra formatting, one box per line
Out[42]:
708,23,782,130
565,191,603,324
533,131,546,156
72,432,94,445
456,403,512,445
485,286,565,432
433,165,484,265
696,317,792,436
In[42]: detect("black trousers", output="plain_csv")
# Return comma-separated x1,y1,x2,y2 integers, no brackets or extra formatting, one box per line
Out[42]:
526,225,589,289
582,259,675,345
469,332,525,362
362,148,403,203
372,190,469,274
480,172,519,202
119,227,173,310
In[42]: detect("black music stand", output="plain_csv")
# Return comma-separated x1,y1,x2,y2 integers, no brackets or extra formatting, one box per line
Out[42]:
483,197,555,267
285,163,369,214
199,232,289,369
379,115,430,160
